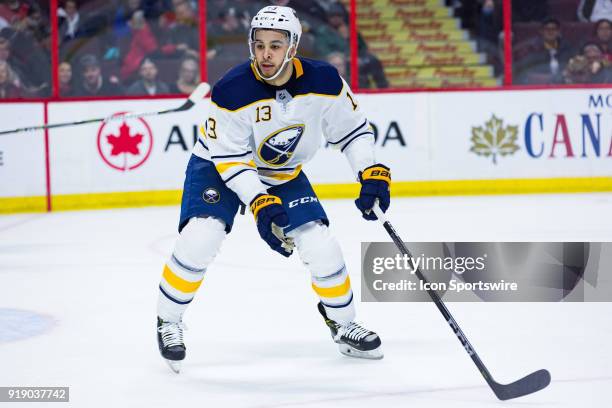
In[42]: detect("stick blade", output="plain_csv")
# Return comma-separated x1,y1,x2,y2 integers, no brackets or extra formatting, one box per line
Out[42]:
187,82,211,104
173,82,210,112
492,369,551,401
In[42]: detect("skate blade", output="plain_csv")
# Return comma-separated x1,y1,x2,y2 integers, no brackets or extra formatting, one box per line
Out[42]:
164,359,182,373
338,344,384,360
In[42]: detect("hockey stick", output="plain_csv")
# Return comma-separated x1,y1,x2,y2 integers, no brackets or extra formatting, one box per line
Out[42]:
371,203,551,400
0,82,210,136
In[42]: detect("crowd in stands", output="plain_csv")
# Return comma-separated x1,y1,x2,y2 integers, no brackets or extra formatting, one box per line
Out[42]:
0,0,51,98
3,0,609,99
206,0,388,87
55,0,202,97
0,0,388,99
452,0,611,85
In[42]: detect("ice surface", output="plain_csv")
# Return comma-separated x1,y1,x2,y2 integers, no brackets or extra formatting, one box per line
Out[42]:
1,193,611,407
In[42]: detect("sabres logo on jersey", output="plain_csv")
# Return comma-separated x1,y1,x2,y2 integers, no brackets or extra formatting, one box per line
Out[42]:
257,124,305,167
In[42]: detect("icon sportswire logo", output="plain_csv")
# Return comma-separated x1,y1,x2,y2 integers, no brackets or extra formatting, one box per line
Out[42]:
97,113,153,171
470,115,519,164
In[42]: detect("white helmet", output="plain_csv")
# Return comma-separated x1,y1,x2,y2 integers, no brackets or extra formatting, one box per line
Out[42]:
249,6,302,81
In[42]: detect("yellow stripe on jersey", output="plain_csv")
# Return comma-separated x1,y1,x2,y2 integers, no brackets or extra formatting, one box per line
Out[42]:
293,58,304,78
261,165,303,181
250,62,263,82
215,160,256,174
211,99,275,113
162,265,203,293
312,276,352,298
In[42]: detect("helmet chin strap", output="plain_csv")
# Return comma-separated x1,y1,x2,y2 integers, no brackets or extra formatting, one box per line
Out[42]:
253,47,294,82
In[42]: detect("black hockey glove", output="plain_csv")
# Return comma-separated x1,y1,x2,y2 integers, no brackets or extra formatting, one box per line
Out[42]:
250,193,294,257
355,164,391,221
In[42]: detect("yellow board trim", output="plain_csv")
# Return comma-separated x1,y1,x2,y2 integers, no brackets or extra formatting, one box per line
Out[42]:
2,177,611,214
215,160,256,174
48,190,182,211
162,265,203,294
312,276,351,298
0,196,47,214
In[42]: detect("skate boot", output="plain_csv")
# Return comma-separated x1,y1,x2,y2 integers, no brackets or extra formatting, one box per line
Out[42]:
157,317,186,373
317,302,383,360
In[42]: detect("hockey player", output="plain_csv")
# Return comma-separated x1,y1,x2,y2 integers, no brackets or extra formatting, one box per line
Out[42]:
156,6,391,373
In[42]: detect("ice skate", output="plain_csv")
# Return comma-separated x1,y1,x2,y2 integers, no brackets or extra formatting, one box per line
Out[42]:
157,317,186,373
317,302,383,360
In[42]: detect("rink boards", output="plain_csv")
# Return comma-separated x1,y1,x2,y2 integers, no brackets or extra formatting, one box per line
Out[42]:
0,88,611,213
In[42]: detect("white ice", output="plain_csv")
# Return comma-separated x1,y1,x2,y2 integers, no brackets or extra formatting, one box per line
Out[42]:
1,193,611,407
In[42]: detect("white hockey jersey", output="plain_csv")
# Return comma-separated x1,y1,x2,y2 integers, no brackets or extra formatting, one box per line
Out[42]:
193,57,375,205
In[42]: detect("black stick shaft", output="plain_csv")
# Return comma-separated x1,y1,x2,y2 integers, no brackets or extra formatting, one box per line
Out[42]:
376,213,498,389
0,82,208,136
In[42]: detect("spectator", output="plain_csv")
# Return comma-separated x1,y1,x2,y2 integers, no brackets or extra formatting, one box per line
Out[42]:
209,7,245,38
160,0,199,60
578,0,612,22
58,0,83,43
563,55,592,83
582,41,612,82
0,59,20,97
0,0,29,26
314,4,388,88
113,0,144,38
313,4,353,57
169,56,198,94
325,51,388,89
58,61,75,96
74,54,123,96
1,22,51,95
326,51,348,78
119,9,158,81
22,4,49,45
127,57,170,95
514,18,573,84
0,35,24,87
476,0,503,74
594,19,612,62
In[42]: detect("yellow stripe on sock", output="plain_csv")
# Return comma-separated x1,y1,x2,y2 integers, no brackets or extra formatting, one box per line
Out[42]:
312,276,351,298
162,265,203,294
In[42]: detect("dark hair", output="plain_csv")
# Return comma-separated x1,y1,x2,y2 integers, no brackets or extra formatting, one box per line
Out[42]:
541,17,561,28
594,18,612,32
139,57,156,68
79,54,100,69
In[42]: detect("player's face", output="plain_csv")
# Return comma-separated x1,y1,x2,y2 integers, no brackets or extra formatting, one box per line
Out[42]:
252,30,293,77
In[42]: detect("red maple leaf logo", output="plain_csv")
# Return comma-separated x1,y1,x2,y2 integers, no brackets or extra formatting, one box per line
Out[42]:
106,122,143,156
